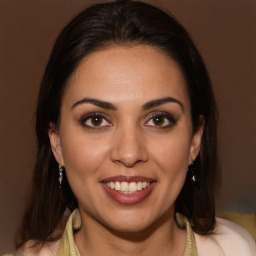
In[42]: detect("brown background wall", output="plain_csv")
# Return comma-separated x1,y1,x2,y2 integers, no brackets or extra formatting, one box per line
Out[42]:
0,0,255,253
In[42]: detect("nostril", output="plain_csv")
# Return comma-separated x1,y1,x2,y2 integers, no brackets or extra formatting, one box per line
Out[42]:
114,158,145,168
111,148,149,167
109,130,149,165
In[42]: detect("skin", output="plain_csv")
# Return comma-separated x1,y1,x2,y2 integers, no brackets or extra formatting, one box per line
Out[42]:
49,45,204,256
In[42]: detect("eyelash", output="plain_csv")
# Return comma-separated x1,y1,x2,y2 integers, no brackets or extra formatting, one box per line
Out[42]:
79,112,111,129
145,112,177,129
79,111,177,129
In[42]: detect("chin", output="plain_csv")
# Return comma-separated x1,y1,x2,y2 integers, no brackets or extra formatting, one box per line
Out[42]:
98,209,163,235
104,219,153,235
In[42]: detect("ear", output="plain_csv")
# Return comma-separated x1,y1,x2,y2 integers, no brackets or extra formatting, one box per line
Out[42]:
48,122,65,166
189,116,204,165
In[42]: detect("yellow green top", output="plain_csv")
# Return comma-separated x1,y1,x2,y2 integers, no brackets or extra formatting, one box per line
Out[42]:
56,209,198,256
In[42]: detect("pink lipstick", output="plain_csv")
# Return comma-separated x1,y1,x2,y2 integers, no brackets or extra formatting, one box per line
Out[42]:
101,176,156,205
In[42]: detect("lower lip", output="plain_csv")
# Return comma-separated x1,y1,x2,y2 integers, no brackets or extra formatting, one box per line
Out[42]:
101,182,156,205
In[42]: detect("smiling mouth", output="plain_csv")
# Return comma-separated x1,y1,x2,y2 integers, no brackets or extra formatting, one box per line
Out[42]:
100,176,156,204
103,181,151,194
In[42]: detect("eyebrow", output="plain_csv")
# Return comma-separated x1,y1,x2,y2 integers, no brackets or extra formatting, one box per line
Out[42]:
71,96,184,112
71,98,117,110
141,97,184,112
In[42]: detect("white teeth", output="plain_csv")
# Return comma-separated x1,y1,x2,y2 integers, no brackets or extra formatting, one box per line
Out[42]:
142,182,148,188
105,181,151,193
115,181,121,191
110,182,115,189
120,182,128,192
137,181,143,191
128,182,137,192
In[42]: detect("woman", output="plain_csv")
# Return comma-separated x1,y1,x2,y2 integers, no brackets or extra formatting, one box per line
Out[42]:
13,0,255,255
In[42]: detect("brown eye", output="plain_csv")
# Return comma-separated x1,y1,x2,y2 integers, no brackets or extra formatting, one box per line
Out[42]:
152,116,165,126
91,116,103,126
80,113,111,128
145,112,177,128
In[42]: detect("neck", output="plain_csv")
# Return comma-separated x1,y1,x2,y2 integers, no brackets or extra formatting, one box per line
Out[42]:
75,209,186,256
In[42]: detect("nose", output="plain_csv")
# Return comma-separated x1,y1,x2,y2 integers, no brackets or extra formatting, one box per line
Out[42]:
110,125,148,167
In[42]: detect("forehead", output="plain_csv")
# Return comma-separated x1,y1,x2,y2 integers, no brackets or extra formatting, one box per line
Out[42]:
64,45,190,109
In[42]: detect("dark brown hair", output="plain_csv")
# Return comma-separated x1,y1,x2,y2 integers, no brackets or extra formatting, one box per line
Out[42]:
16,0,220,248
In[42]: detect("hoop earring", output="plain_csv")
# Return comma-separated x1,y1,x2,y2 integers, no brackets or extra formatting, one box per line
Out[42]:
58,164,64,188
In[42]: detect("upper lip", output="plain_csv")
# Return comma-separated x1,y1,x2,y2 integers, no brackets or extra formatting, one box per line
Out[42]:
100,175,156,183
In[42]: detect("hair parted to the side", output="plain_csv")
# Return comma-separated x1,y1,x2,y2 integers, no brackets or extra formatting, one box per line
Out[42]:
16,0,220,248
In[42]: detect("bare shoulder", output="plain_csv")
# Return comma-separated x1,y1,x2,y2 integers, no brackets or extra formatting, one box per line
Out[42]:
195,217,256,256
17,240,59,256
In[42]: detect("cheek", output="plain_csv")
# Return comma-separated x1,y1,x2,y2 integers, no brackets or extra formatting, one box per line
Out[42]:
60,131,111,210
60,128,110,182
149,128,192,180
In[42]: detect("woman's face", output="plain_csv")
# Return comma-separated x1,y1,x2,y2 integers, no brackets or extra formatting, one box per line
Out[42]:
49,45,203,232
